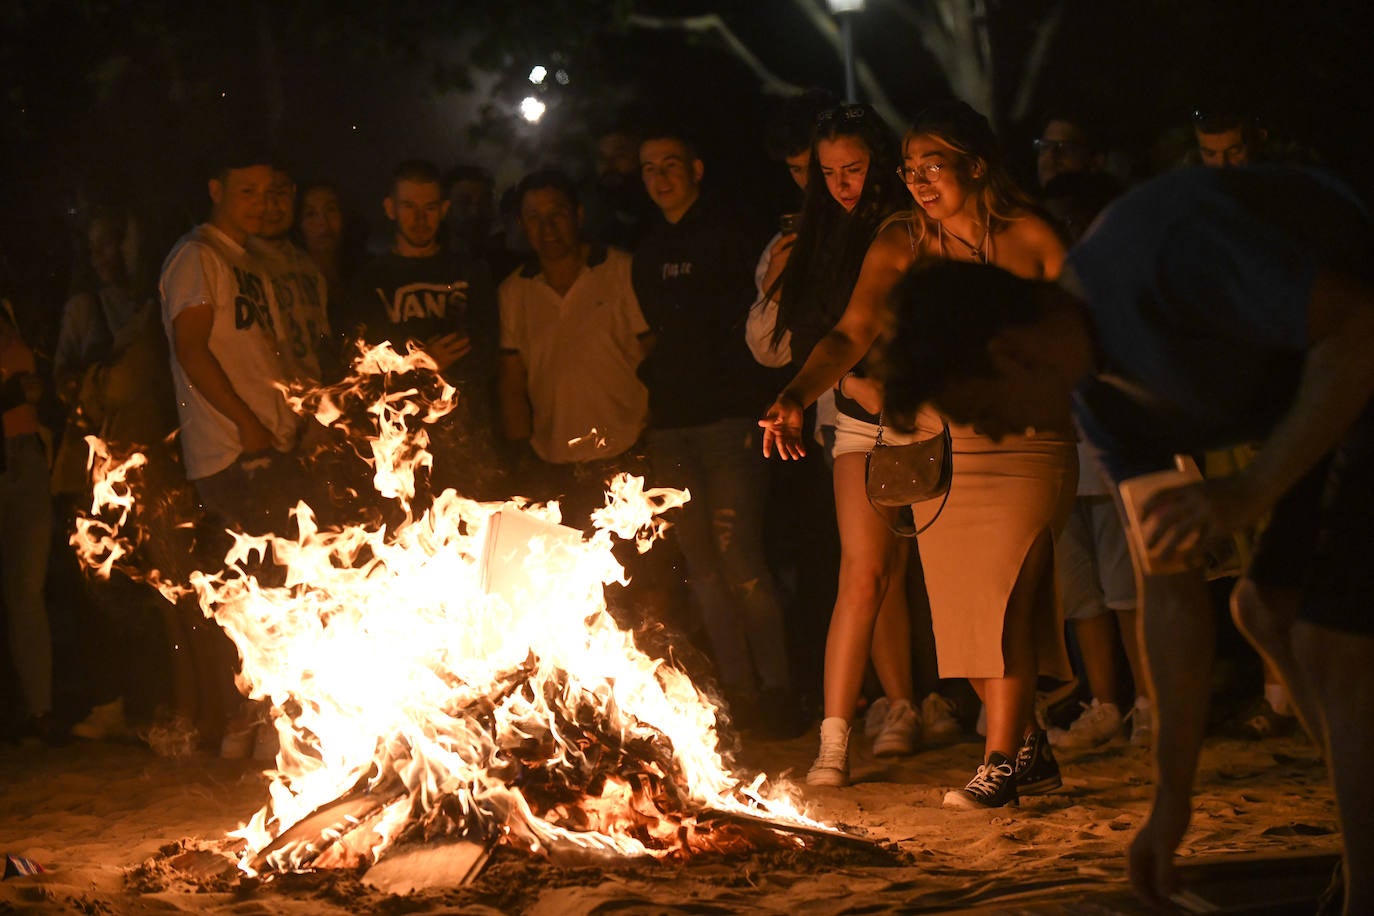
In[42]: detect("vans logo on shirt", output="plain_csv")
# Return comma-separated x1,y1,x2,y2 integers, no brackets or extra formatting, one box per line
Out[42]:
661,261,692,280
380,281,469,324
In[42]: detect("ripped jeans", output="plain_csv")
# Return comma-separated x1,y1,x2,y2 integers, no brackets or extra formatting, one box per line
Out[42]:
647,417,790,696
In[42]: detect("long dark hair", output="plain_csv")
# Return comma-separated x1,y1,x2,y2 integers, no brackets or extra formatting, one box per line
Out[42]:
771,104,906,360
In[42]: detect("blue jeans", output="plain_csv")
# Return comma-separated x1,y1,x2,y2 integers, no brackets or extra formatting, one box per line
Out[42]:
648,418,790,695
2,434,52,717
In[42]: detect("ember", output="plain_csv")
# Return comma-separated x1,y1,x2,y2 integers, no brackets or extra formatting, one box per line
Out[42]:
75,343,846,883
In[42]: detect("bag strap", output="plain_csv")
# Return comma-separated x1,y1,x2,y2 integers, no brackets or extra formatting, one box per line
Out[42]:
887,475,951,538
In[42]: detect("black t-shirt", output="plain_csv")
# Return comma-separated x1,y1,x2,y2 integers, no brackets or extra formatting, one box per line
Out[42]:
347,250,497,387
631,196,773,429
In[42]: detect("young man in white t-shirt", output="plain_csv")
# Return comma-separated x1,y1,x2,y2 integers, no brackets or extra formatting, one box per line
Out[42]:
159,152,300,533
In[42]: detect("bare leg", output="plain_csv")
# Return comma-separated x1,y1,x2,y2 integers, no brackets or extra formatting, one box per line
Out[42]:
981,530,1053,760
822,453,901,720
1114,607,1145,700
1126,570,1213,907
1293,621,1374,915
1073,613,1120,704
157,602,199,723
1230,579,1321,741
871,539,915,705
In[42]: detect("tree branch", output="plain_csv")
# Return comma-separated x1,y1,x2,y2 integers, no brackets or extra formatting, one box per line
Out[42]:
625,13,803,96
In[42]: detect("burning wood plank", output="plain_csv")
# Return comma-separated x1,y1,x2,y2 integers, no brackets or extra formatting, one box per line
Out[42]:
74,343,842,881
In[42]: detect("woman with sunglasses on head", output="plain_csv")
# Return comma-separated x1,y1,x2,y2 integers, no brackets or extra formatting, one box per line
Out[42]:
762,101,1075,807
759,103,950,787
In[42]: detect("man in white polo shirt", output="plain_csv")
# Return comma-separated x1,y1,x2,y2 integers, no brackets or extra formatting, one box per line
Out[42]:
498,168,652,527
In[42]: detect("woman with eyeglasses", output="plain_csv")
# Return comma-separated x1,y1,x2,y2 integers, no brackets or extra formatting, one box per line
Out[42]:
757,103,954,787
761,101,1075,808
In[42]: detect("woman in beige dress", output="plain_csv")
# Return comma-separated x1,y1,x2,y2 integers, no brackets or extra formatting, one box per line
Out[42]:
762,101,1074,808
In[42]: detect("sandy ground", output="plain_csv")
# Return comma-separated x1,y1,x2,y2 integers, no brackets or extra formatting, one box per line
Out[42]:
0,722,1340,915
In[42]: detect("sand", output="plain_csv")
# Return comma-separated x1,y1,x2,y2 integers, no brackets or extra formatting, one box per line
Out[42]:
0,723,1339,914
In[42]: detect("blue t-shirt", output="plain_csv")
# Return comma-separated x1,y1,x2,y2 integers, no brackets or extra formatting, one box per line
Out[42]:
1065,166,1370,481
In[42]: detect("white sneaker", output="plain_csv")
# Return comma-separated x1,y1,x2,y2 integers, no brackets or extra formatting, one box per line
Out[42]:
1048,698,1123,748
872,699,919,756
806,717,851,787
1128,697,1153,747
71,698,129,741
921,692,961,740
863,697,890,740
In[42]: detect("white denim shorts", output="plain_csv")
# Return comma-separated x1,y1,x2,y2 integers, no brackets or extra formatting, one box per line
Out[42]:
831,410,919,459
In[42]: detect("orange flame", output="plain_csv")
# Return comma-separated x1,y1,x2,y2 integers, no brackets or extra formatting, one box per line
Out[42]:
76,343,833,876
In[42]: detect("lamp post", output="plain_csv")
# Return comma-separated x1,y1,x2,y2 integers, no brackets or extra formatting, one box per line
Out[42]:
826,0,865,103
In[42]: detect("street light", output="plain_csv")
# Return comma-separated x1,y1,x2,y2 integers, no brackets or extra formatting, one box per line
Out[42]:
520,96,546,123
825,0,865,103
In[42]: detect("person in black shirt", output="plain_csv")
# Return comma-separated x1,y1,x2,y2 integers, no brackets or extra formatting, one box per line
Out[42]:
350,159,501,498
633,129,798,734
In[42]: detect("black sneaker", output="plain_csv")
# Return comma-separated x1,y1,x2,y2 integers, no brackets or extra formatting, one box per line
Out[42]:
943,752,1019,809
1015,728,1062,795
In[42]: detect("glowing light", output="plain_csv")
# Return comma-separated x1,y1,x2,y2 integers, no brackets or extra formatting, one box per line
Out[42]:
520,96,546,123
554,69,570,85
74,342,832,878
528,65,547,85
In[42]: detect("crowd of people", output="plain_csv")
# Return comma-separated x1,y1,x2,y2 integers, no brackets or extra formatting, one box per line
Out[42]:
0,87,1366,911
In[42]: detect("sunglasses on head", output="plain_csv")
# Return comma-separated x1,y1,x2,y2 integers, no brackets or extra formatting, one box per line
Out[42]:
818,104,868,126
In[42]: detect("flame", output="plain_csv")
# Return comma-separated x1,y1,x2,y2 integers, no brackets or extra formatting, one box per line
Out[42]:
76,343,834,877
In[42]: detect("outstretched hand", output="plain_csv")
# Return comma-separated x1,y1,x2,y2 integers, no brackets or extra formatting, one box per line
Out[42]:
759,396,806,460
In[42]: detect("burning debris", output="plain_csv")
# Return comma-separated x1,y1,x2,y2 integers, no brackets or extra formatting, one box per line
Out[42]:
75,343,859,886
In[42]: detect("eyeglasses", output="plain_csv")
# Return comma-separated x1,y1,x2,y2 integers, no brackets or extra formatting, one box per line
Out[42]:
817,104,868,126
1032,138,1088,157
896,161,946,184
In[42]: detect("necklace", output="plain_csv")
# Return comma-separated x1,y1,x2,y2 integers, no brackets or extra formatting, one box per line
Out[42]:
939,223,989,263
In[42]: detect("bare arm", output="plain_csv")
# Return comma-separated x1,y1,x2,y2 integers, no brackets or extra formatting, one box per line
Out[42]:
781,223,911,407
759,223,913,458
1144,269,1374,556
497,351,532,442
1237,269,1374,503
172,304,273,454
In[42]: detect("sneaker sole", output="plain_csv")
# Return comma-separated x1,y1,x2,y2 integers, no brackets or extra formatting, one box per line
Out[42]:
942,790,1019,810
1017,774,1063,795
923,724,962,741
1049,735,1118,749
872,739,916,757
806,769,849,788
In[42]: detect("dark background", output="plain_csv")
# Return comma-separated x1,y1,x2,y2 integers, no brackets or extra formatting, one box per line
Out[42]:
2,0,1371,341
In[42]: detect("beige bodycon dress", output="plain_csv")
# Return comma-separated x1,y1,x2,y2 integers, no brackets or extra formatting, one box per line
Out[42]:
912,410,1077,681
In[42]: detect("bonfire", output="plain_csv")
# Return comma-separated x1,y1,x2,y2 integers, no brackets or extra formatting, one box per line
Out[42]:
72,344,852,887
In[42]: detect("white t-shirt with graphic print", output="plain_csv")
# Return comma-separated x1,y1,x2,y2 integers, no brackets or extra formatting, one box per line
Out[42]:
159,223,299,480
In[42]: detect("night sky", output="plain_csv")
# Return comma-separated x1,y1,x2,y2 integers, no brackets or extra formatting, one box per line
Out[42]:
2,0,1370,322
